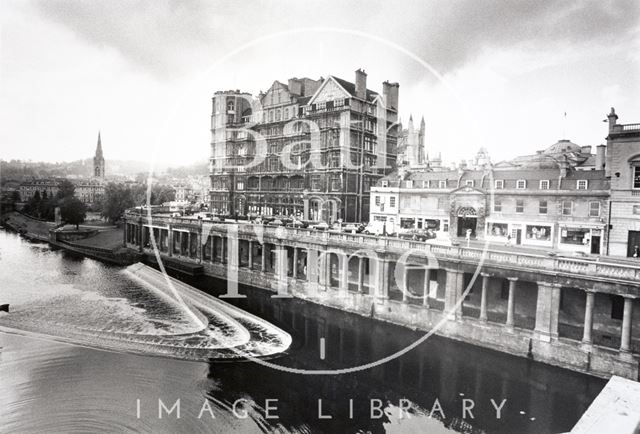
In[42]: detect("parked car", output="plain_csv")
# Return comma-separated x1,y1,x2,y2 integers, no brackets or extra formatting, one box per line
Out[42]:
398,229,436,241
312,222,329,231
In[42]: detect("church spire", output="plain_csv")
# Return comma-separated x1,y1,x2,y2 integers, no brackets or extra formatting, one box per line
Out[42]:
93,131,105,179
96,131,103,158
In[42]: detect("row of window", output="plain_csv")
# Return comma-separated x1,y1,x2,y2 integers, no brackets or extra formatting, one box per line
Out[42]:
494,199,601,217
381,179,592,190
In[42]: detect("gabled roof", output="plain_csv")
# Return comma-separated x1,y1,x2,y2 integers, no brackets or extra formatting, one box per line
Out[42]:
332,76,379,101
308,75,380,105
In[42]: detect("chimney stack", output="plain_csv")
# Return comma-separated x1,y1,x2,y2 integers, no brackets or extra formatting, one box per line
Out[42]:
288,78,302,96
596,144,606,170
355,69,367,100
382,81,399,110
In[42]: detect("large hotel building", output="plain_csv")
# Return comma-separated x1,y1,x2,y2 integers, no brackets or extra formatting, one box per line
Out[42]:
209,69,399,223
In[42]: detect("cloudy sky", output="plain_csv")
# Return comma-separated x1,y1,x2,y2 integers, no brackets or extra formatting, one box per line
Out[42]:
1,0,639,165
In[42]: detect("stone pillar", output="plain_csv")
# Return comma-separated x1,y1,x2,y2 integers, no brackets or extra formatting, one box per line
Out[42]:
261,243,267,272
307,249,319,285
582,290,595,344
423,268,431,307
248,240,253,269
293,247,298,279
137,218,143,253
168,226,173,257
357,257,364,293
534,282,561,342
620,296,634,353
122,221,127,247
444,268,462,320
197,232,203,264
374,258,389,300
210,236,215,262
506,277,517,329
479,273,490,322
340,254,349,292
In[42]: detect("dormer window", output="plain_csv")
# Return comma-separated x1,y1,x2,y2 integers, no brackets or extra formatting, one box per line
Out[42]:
439,180,447,188
465,180,474,187
406,180,413,188
577,180,588,190
381,180,389,188
494,180,504,189
539,180,549,190
516,179,527,189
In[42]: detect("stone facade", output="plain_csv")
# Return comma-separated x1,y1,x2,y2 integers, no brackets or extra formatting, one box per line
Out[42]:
209,69,399,223
605,108,640,257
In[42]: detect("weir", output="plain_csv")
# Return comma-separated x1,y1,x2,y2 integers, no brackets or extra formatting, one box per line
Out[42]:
0,258,291,361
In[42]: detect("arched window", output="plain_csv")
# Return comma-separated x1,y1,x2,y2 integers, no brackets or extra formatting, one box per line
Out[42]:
227,100,235,113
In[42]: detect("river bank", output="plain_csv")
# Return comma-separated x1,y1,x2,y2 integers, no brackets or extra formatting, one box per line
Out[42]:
1,211,138,265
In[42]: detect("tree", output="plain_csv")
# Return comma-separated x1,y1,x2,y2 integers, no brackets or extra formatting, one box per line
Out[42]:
57,179,75,199
100,183,135,223
60,197,86,229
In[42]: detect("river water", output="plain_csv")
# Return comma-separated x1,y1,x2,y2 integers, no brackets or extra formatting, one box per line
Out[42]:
0,230,605,433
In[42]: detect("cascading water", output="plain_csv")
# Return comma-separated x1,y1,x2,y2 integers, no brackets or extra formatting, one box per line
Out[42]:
0,232,290,360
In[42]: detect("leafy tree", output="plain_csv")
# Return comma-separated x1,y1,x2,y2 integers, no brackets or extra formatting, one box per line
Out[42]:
100,183,135,223
57,179,75,199
60,196,86,229
24,191,42,217
10,191,20,203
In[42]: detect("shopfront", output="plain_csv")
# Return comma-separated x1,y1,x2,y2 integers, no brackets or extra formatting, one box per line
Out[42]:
558,225,604,254
485,220,554,248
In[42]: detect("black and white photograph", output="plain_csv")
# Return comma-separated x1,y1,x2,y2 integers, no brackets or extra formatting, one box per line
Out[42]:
1,1,639,433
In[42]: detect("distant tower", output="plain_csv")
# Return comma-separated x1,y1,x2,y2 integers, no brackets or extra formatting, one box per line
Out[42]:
93,131,105,179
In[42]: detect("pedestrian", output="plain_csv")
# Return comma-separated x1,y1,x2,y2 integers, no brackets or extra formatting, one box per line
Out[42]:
634,245,639,258
506,234,512,247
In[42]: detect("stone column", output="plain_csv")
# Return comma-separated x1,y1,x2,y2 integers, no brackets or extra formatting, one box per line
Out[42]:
122,221,127,247
197,232,203,264
357,257,364,293
307,248,319,285
248,240,253,269
620,296,634,353
292,247,298,279
137,218,143,253
444,268,462,320
340,254,349,292
168,226,173,257
373,257,389,300
479,273,490,322
582,290,595,344
261,243,267,272
506,277,517,329
423,268,431,307
210,236,215,262
534,282,561,342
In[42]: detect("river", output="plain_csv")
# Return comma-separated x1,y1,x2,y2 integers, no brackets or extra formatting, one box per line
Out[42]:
0,229,605,433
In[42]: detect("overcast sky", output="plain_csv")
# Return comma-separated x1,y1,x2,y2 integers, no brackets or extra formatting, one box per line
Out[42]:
1,0,639,165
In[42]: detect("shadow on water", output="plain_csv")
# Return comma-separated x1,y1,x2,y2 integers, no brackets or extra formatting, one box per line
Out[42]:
173,271,606,434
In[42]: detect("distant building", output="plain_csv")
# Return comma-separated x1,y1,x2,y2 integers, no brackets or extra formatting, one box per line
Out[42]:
19,179,59,201
209,69,399,222
94,131,105,179
397,115,426,168
74,179,104,205
605,108,640,256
